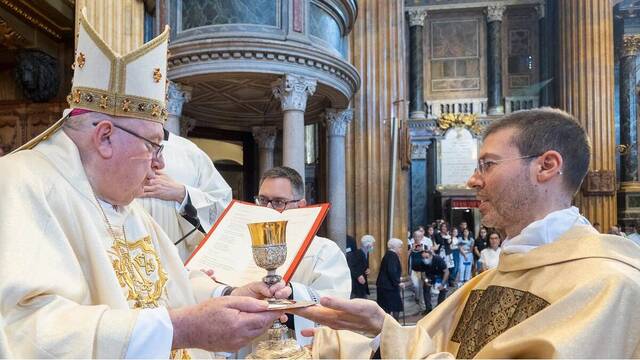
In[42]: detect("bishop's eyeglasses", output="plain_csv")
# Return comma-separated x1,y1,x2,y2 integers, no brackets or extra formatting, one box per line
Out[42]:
93,122,164,159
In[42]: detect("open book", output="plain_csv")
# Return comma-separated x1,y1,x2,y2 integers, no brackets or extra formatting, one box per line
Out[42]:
185,200,330,287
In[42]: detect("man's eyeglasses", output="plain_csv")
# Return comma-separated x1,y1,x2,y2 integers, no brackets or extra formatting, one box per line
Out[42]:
93,122,163,159
254,195,301,210
475,154,542,175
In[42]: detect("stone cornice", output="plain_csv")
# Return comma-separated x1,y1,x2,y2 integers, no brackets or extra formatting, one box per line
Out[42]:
407,9,428,27
325,108,353,136
167,40,360,108
405,0,539,12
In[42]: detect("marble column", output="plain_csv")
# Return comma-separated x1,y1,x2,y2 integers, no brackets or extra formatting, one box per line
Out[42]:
166,81,192,135
537,0,555,106
486,5,505,115
407,9,427,120
75,0,145,54
272,74,317,180
410,140,431,231
619,35,640,182
558,0,617,230
252,126,277,176
325,108,353,251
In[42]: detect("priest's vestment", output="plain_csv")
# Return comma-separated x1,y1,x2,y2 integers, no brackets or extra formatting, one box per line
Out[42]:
138,132,232,261
313,225,640,358
0,131,216,358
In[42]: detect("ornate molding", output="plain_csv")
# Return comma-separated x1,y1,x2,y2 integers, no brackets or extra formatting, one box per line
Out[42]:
252,126,277,149
167,42,360,107
324,108,353,137
407,9,428,27
166,81,193,117
486,4,506,22
582,170,616,196
0,16,25,48
179,116,196,137
535,0,545,19
272,74,317,112
622,35,640,58
0,0,63,40
411,141,430,160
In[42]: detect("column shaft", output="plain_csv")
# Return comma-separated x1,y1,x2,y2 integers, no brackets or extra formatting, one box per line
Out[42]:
282,110,306,177
325,109,353,251
538,0,555,106
408,10,427,119
252,126,277,176
619,36,640,182
558,0,616,230
487,18,504,115
272,74,317,181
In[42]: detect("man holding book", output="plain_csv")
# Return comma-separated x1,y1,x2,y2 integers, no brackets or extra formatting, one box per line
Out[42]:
255,166,351,346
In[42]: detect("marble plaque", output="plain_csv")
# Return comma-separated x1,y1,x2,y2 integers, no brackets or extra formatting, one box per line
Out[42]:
439,127,478,186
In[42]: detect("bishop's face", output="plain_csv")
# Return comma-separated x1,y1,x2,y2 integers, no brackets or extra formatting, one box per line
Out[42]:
107,118,165,205
466,127,537,235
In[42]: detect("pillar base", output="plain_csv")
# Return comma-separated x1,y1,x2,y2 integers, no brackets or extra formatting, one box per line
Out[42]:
617,181,640,229
488,106,504,115
409,111,426,120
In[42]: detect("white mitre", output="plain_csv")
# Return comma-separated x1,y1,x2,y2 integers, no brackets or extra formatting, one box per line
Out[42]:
14,8,170,152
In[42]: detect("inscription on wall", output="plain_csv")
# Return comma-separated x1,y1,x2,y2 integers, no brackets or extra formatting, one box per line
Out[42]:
438,127,478,186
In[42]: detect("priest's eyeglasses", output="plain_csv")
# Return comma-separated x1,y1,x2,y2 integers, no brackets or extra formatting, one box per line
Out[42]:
93,122,164,159
475,154,542,175
254,195,301,210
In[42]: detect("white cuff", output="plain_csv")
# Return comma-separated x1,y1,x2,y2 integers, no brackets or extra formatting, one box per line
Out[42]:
125,307,173,359
212,284,229,297
370,333,381,352
176,188,189,213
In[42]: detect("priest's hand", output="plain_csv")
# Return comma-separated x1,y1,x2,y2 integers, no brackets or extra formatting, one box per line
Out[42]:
231,280,292,300
290,296,386,337
169,296,283,352
141,170,186,203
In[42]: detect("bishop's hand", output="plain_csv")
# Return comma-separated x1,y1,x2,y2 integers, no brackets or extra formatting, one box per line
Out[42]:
289,296,386,337
231,280,291,300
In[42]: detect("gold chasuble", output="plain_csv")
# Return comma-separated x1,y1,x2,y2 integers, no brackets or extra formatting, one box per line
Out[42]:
313,225,640,358
0,131,214,358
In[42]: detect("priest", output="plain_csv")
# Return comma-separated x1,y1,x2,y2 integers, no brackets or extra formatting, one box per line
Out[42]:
138,130,232,260
291,108,640,358
0,11,287,358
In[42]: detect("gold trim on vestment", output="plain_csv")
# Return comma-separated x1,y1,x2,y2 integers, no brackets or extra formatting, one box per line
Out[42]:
451,285,549,358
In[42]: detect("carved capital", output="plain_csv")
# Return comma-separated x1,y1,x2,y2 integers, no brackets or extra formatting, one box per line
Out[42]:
167,81,193,117
325,108,353,137
252,126,277,149
179,116,196,137
486,5,506,22
411,141,430,160
407,9,427,27
272,74,317,112
622,35,640,58
535,0,545,19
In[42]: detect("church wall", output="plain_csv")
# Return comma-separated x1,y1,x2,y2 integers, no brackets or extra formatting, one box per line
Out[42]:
347,0,410,278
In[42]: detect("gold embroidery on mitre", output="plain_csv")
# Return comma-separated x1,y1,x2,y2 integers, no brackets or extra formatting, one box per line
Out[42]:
171,349,192,360
99,95,109,109
76,52,86,68
153,68,162,83
451,285,549,359
122,98,131,112
109,235,168,309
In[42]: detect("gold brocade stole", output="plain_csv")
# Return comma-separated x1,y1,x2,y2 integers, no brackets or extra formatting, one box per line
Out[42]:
451,285,549,359
108,231,191,359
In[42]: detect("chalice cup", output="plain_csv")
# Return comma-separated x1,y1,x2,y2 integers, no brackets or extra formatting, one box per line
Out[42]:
247,221,310,359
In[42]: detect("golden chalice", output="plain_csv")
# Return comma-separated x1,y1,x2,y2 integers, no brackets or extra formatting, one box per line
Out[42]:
246,221,310,359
